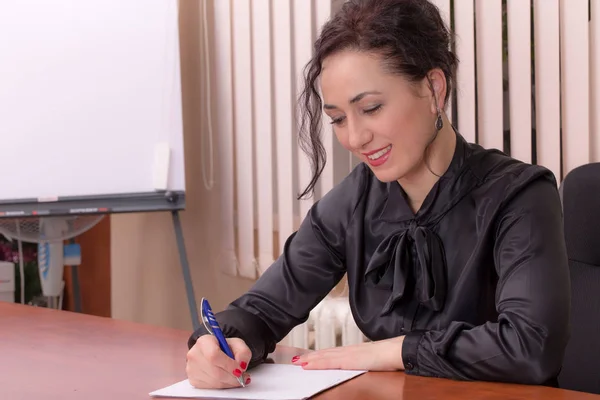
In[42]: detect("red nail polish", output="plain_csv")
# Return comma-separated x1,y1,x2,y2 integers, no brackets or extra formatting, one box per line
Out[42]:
240,361,248,370
301,362,308,367
292,356,299,363
233,369,242,377
245,377,251,385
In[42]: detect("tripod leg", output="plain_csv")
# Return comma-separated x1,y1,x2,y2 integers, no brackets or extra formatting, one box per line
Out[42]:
172,210,201,331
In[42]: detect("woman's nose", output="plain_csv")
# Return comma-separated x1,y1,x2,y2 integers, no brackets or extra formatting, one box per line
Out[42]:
348,124,373,150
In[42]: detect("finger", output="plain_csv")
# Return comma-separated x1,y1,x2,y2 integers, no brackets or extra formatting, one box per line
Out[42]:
187,364,218,389
242,372,252,386
191,350,245,388
191,335,244,388
227,338,252,371
189,370,241,389
295,348,352,370
202,336,244,380
204,361,246,388
186,346,237,389
187,350,234,389
303,353,369,371
292,348,338,364
301,357,343,370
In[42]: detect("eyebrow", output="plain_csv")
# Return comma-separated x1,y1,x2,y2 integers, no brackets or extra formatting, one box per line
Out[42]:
323,91,382,110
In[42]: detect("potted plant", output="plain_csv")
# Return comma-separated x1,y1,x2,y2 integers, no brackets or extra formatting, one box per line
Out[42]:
0,235,42,305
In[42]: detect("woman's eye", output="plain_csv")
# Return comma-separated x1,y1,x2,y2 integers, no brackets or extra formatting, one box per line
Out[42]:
364,104,382,114
330,116,346,125
329,106,380,125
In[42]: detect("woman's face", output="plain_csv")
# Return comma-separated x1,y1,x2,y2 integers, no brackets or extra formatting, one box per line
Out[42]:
320,49,443,183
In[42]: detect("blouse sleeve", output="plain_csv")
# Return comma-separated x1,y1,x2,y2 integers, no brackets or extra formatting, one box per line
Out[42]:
188,165,367,368
401,176,571,385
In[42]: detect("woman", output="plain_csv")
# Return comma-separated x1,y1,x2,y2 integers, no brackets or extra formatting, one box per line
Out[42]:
186,0,570,389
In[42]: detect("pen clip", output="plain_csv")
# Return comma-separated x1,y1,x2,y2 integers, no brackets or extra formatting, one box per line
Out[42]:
200,298,214,335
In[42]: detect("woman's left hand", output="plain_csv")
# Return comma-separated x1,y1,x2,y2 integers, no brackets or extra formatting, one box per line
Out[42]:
290,336,405,371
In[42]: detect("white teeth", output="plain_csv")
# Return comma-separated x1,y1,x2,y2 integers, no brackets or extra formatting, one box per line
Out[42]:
367,145,392,160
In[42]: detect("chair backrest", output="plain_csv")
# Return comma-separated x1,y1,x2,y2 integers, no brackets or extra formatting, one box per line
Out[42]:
558,163,600,394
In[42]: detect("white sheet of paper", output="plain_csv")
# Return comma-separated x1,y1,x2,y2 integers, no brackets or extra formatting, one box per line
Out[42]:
149,364,366,399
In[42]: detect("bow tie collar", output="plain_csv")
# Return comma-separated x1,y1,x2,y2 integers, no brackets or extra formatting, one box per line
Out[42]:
364,220,447,316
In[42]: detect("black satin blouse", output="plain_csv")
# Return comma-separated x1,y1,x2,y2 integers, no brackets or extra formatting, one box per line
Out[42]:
189,134,571,386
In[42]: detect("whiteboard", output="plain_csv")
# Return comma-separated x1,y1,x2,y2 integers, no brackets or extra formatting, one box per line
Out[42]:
0,0,185,201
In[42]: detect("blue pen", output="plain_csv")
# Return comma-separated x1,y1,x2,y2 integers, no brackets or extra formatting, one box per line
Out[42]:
200,297,246,387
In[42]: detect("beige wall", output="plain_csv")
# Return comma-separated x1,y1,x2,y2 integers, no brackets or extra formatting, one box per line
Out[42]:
110,0,254,331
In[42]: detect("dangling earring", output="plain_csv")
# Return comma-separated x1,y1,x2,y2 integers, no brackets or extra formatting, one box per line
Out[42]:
435,108,443,131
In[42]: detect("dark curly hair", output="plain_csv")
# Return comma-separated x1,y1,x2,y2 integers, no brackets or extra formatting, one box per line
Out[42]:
297,0,459,199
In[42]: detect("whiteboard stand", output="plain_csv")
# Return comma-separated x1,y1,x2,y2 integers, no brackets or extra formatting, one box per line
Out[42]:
171,209,201,332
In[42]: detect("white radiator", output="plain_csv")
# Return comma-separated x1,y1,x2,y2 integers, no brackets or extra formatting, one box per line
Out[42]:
283,296,367,350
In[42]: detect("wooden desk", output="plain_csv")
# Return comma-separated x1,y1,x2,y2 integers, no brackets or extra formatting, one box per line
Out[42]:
1,302,598,400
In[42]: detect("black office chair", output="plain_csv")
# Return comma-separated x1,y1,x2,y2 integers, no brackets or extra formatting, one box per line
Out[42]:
558,163,600,394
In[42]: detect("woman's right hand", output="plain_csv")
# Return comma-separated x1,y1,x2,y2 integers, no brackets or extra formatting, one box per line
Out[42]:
186,335,252,389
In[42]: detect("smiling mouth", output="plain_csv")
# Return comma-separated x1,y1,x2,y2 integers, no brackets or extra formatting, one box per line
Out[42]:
366,145,392,160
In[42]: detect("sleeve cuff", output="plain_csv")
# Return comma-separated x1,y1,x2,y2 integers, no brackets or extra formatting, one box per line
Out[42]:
402,330,425,374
